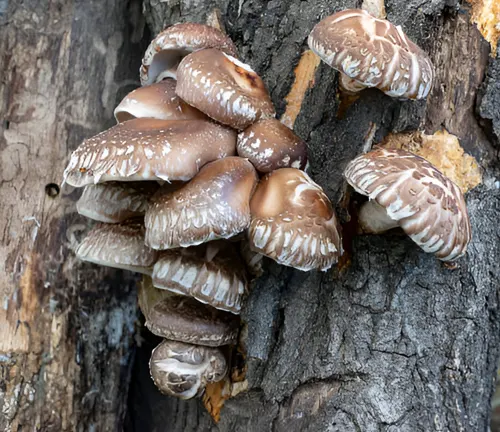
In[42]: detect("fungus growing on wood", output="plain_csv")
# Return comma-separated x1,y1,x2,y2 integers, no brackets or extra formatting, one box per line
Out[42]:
343,147,472,261
308,9,434,99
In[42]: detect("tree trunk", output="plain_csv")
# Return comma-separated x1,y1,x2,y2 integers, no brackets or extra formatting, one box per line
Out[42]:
126,1,500,431
0,1,147,430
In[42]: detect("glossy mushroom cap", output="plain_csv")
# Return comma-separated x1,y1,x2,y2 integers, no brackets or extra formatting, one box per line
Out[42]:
75,221,158,274
176,48,276,130
249,168,343,271
114,80,207,123
152,241,247,314
149,339,227,400
62,118,236,187
308,9,434,99
140,22,237,85
76,182,160,223
145,157,258,250
237,119,308,173
343,147,472,261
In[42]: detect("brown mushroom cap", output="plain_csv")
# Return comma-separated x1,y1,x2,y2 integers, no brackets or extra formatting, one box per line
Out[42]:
237,118,308,173
62,118,236,187
146,294,240,347
248,168,343,271
308,9,434,99
175,48,276,130
152,241,247,314
145,157,258,250
149,339,227,400
75,221,158,274
114,80,207,123
76,181,160,223
343,147,471,261
140,22,238,86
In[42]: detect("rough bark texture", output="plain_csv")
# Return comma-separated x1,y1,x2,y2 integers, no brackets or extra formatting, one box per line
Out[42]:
0,1,147,430
125,1,500,431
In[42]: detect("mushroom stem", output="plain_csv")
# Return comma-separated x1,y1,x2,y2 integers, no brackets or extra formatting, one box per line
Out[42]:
339,73,367,94
358,200,399,234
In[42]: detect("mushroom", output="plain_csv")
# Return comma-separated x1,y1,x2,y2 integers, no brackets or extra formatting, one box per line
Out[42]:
152,241,247,315
140,22,238,85
145,156,258,250
343,147,471,261
62,118,236,187
114,80,207,123
76,181,160,223
308,9,434,99
248,168,343,271
149,339,227,400
75,220,158,275
236,118,308,173
175,48,276,130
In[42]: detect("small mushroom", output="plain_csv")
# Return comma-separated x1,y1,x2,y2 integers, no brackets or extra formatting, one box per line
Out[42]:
308,9,434,99
343,147,471,261
152,241,247,315
62,118,236,187
114,80,207,123
236,118,308,173
149,339,227,400
76,182,160,223
145,157,258,250
248,168,343,271
140,22,237,85
175,48,275,130
75,220,158,275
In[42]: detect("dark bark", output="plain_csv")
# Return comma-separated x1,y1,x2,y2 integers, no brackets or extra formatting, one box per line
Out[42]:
126,1,500,431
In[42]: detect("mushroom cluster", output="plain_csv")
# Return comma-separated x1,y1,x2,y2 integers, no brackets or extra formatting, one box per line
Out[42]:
62,10,472,408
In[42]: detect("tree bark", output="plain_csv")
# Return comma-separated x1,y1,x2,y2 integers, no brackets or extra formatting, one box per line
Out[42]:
126,1,500,431
0,1,147,430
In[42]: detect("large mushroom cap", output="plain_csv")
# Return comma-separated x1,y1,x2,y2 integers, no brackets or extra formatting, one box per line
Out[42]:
145,294,240,347
152,241,247,315
237,118,308,173
175,48,276,130
308,9,434,99
75,221,158,275
249,168,343,271
145,156,258,250
114,80,207,123
63,118,236,187
343,147,472,261
149,339,227,400
140,22,237,86
76,181,160,223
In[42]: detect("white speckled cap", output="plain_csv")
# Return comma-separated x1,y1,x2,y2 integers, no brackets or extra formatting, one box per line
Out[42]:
308,9,434,99
140,22,238,86
249,168,343,271
175,49,276,130
344,147,471,261
62,118,236,187
149,339,227,400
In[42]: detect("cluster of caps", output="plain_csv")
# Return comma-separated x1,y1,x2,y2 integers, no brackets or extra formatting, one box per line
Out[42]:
62,9,472,402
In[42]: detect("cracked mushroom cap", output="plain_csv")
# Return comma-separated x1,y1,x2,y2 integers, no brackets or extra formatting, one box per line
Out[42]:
145,157,258,250
237,118,308,173
249,168,343,271
145,294,240,347
114,80,207,123
308,9,434,99
149,339,227,400
152,241,247,315
175,48,276,130
343,147,472,261
140,22,237,85
76,181,160,223
75,221,158,275
62,118,236,187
